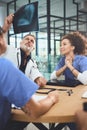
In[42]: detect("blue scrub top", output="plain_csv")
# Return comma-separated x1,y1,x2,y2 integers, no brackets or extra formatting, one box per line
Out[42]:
0,58,39,130
55,55,87,82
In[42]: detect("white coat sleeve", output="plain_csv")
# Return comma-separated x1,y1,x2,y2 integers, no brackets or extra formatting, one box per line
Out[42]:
25,60,43,81
50,71,57,80
77,71,87,85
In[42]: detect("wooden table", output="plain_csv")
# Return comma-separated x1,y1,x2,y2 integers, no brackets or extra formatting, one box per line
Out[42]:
11,85,87,129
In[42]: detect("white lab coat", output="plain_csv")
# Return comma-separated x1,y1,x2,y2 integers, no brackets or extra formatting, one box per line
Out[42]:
2,45,43,81
17,49,43,81
0,45,18,67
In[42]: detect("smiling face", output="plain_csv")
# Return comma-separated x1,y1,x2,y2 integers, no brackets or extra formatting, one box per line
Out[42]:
60,39,75,56
21,35,35,48
20,35,35,55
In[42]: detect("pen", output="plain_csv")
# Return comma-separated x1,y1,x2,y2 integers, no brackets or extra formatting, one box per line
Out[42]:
57,88,68,91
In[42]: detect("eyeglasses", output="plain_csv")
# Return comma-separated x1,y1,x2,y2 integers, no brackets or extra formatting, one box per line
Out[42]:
0,26,3,35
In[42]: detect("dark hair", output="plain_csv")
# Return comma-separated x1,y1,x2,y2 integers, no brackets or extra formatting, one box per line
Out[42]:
61,31,86,54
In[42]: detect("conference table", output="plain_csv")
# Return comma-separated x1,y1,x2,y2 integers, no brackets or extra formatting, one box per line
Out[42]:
11,85,87,130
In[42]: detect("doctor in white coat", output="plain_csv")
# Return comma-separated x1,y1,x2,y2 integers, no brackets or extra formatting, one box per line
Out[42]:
18,33,47,87
2,14,47,87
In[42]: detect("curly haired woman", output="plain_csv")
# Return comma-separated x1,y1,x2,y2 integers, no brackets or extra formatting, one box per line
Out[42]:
51,31,87,86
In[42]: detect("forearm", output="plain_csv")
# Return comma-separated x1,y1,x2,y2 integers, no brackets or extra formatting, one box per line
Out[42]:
67,65,87,84
66,61,79,77
22,98,55,119
2,21,11,34
56,65,66,77
33,96,56,117
69,66,79,77
51,66,66,80
2,14,13,34
22,91,58,119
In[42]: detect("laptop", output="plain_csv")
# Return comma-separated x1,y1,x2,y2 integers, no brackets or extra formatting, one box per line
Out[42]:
46,79,82,87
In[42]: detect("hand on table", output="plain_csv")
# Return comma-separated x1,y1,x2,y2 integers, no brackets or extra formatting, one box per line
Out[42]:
35,77,47,87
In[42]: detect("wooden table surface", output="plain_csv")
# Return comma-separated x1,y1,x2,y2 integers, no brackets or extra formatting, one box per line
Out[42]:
11,85,87,123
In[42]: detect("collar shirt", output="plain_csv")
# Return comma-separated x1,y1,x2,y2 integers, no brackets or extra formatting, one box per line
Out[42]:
18,49,43,81
19,49,31,73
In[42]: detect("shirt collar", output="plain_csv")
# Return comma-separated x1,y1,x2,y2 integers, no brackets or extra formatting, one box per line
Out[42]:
20,48,31,61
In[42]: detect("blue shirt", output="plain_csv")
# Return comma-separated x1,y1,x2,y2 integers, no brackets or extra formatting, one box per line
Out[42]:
0,58,39,130
55,55,87,83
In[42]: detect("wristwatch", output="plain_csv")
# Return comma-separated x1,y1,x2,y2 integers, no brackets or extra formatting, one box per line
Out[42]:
0,26,3,35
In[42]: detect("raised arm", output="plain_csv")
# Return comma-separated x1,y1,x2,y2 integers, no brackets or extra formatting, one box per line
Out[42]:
2,14,14,33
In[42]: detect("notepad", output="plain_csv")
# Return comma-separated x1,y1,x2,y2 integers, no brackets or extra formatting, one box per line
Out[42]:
82,91,87,98
32,94,47,101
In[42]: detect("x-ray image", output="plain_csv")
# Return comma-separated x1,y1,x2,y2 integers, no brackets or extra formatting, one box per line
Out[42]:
13,1,39,34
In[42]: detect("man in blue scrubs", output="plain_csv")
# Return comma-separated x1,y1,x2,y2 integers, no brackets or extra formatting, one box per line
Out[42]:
0,58,58,130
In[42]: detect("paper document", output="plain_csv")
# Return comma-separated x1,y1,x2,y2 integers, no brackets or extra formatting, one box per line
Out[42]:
32,94,47,101
82,91,87,98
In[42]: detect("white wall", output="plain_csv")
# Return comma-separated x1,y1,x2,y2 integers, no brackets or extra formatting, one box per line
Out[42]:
0,2,7,26
0,2,8,41
0,2,7,38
